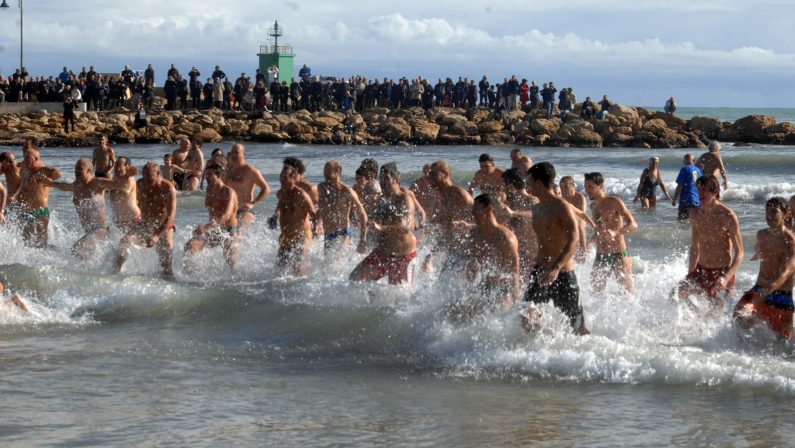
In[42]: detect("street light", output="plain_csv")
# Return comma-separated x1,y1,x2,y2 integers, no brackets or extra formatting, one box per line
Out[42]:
0,0,23,76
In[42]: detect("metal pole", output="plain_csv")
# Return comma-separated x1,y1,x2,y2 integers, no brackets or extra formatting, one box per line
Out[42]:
19,0,23,74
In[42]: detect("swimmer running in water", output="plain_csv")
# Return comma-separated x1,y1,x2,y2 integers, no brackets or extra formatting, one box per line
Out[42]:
184,164,240,268
316,160,368,254
633,157,671,208
275,162,316,276
677,175,743,310
734,197,795,340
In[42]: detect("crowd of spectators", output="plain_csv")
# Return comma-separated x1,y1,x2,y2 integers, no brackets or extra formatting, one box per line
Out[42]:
0,63,629,121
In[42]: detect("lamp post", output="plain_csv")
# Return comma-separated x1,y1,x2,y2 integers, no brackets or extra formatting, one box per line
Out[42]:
0,0,23,75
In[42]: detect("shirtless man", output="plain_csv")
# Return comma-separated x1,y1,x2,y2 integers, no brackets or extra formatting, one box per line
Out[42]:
0,151,22,208
452,194,520,320
276,163,316,276
105,157,141,232
584,172,638,295
354,166,382,218
224,143,270,231
91,135,116,179
426,160,474,271
181,136,205,192
13,146,62,247
509,148,532,172
498,168,538,277
633,157,671,208
52,159,111,259
734,197,795,340
409,163,436,218
160,154,185,185
468,153,504,196
350,163,417,285
317,160,368,253
677,175,743,309
696,141,728,190
560,176,589,262
184,165,239,268
115,162,177,280
522,162,589,335
170,136,191,190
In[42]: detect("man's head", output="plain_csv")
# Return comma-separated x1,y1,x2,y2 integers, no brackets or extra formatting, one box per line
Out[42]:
472,193,497,223
708,141,721,153
559,176,576,196
379,162,400,193
583,172,605,200
766,197,790,228
75,159,92,180
142,161,161,185
190,135,203,150
683,153,694,165
324,160,342,182
114,156,135,177
179,136,190,151
360,158,378,180
163,154,173,165
0,151,14,169
501,168,525,192
204,164,225,187
696,174,721,202
429,160,451,187
283,156,306,177
478,153,495,172
228,143,245,166
527,162,556,194
509,148,522,162
280,163,299,187
98,134,108,147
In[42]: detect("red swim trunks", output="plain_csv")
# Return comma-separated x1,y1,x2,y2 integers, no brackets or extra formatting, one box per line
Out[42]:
686,264,735,304
362,250,417,285
734,289,794,340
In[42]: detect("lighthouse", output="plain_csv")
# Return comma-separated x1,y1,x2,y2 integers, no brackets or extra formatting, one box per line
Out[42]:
257,21,295,83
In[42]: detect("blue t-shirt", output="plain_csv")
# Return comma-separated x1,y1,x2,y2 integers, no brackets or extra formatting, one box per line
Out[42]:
676,164,703,206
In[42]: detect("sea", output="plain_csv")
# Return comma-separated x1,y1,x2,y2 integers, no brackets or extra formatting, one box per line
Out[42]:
2,107,795,446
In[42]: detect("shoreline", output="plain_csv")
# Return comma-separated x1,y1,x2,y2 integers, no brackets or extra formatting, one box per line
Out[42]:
1,103,793,148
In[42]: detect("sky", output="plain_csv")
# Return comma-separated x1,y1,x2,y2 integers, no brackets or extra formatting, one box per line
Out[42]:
0,0,793,107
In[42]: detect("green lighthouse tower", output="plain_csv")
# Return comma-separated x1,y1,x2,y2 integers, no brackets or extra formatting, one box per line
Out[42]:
257,21,294,83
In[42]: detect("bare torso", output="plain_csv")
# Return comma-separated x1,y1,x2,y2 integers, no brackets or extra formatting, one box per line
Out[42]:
318,181,356,233
532,197,578,272
591,196,629,253
755,228,795,290
691,202,737,268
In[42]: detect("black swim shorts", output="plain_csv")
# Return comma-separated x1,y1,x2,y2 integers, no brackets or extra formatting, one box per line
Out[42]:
524,265,584,329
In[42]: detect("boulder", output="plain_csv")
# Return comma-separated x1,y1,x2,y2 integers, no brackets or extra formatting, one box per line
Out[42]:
380,117,412,141
732,115,776,142
466,108,491,122
650,111,687,129
449,120,479,136
642,118,669,134
482,132,514,145
477,120,504,133
562,126,603,147
313,116,342,129
439,113,468,126
529,118,560,135
687,116,722,139
412,120,440,142
198,127,223,143
284,120,314,136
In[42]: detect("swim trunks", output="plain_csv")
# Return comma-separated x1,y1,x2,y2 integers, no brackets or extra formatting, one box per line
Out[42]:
324,228,353,242
361,250,417,285
23,207,50,221
734,286,793,340
95,171,107,178
678,203,698,220
173,172,185,191
279,227,312,252
524,264,584,329
594,250,628,269
115,215,142,230
685,264,735,302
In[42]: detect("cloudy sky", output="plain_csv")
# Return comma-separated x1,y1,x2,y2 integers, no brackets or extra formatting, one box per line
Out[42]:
0,0,792,107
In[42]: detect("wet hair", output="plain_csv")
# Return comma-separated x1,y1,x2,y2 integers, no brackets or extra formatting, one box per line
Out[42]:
360,158,379,178
474,193,497,208
432,160,451,177
766,197,789,213
355,167,365,178
502,168,525,189
478,153,494,163
163,153,172,160
326,160,342,174
205,163,224,176
697,174,720,195
584,172,604,186
191,135,203,146
560,175,575,185
528,162,556,188
211,148,224,157
0,152,11,163
380,162,399,180
283,156,306,174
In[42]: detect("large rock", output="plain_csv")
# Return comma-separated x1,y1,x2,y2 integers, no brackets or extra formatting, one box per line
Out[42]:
411,120,440,142
284,120,314,136
313,116,342,129
688,116,722,139
529,118,560,135
439,113,468,126
732,115,776,142
477,120,504,133
482,132,514,145
642,118,669,134
380,117,412,141
650,111,687,129
198,127,223,143
449,120,479,136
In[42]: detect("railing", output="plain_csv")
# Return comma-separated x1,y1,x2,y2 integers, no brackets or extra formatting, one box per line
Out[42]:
259,45,294,55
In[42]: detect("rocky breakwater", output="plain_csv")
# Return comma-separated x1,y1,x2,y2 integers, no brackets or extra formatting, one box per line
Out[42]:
1,104,794,149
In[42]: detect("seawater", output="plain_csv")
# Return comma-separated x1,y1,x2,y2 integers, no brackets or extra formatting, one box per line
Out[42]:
1,142,795,446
